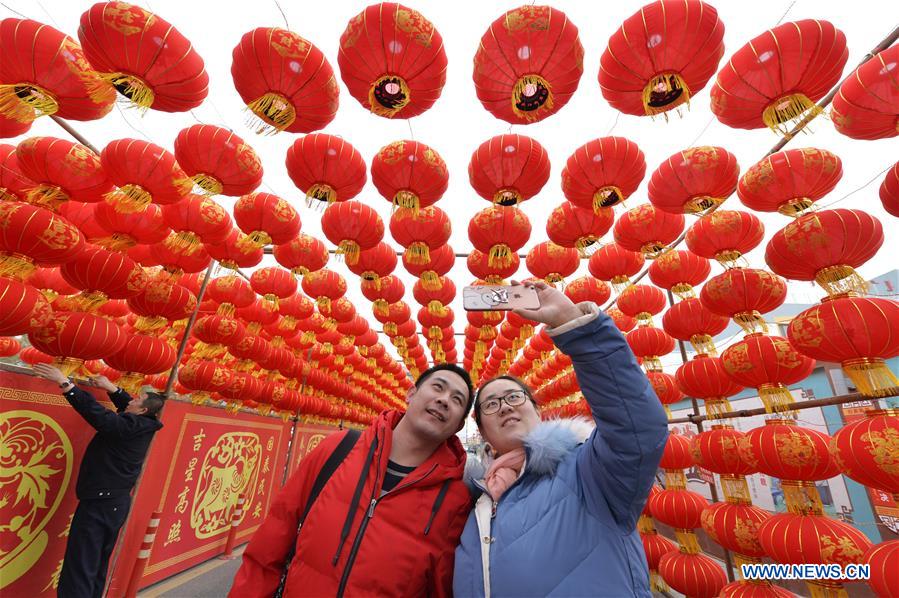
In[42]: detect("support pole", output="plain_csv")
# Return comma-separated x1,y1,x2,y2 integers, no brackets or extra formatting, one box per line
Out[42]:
164,262,216,397
220,494,246,559
123,510,161,598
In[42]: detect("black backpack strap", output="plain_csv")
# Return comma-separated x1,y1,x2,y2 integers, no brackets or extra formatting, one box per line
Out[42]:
274,428,361,597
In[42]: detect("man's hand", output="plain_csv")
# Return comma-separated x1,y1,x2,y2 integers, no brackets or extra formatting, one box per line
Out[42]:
33,363,69,385
90,374,118,393
510,280,583,329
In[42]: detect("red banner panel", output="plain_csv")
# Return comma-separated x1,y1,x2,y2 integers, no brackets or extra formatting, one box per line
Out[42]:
287,421,342,476
0,370,117,597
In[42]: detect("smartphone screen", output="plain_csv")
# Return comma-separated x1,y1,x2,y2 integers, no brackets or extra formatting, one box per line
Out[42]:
462,285,540,311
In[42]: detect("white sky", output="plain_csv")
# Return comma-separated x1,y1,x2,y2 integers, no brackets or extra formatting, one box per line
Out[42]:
3,0,898,380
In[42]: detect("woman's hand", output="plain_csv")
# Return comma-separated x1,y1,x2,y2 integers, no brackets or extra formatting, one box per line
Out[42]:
511,280,583,328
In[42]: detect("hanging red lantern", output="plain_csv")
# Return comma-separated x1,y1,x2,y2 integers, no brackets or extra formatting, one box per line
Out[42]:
371,140,448,211
648,146,740,215
206,275,256,315
338,3,446,119
599,0,725,118
613,204,685,258
127,277,197,329
0,18,115,123
162,194,232,254
174,125,263,197
606,307,636,333
374,301,412,336
561,137,646,211
831,44,899,140
691,425,756,477
738,419,838,483
361,274,404,312
648,250,711,299
413,277,456,315
19,346,54,366
231,27,337,134
662,297,728,356
700,268,787,333
473,5,583,124
205,230,263,271
57,201,107,243
675,354,743,419
233,192,301,248
192,314,246,352
286,133,365,206
60,245,147,307
617,284,666,323
649,488,708,529
301,268,347,310
721,335,815,413
563,276,611,306
659,433,693,470
0,144,34,202
250,267,298,304
525,242,579,283
701,502,771,558
685,210,765,268
469,134,550,206
468,206,531,269
78,2,208,111
321,200,384,264
627,327,675,371
865,540,899,598
711,20,848,134
880,161,899,218
178,359,232,400
467,249,519,283
738,148,842,215
0,113,32,138
28,311,126,374
402,243,454,290
94,202,170,249
273,233,328,277
104,334,176,391
0,202,85,278
16,137,112,210
587,243,644,290
347,242,397,283
101,138,191,212
546,202,614,256
0,336,20,357
150,240,211,275
0,278,53,335
787,296,899,398
830,410,899,499
390,206,451,265
646,371,683,408
765,209,883,296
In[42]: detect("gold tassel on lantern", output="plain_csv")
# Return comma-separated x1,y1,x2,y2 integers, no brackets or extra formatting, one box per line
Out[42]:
683,195,721,215
593,185,624,211
674,529,701,555
641,72,691,117
720,475,752,504
783,480,824,515
488,244,514,268
664,470,687,490
842,358,899,397
191,173,224,196
393,190,421,213
427,301,447,317
758,383,796,414
814,265,869,296
689,334,717,356
103,73,155,111
368,75,410,118
246,92,296,134
105,185,152,214
337,240,361,265
25,184,69,211
0,83,58,121
0,254,36,280
164,230,204,255
511,74,553,122
762,93,823,135
807,580,849,598
238,230,273,251
404,242,430,265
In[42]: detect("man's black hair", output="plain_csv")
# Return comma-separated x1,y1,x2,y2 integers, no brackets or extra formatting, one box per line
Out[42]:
142,392,166,418
473,375,538,425
414,363,475,416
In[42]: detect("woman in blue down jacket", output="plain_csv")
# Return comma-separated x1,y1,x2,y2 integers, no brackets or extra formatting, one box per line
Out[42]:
454,281,669,597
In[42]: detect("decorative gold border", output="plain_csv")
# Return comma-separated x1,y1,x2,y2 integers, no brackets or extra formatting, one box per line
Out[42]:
0,386,115,410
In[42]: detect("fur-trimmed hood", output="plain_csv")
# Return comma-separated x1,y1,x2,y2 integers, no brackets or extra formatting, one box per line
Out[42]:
464,418,595,493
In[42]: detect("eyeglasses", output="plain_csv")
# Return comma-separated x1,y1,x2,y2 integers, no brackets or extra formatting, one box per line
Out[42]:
478,390,528,416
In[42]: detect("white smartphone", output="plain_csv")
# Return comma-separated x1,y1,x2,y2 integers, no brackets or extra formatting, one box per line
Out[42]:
462,285,540,311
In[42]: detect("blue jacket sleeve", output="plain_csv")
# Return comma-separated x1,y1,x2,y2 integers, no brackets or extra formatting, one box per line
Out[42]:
63,386,148,438
550,307,669,531
108,388,132,412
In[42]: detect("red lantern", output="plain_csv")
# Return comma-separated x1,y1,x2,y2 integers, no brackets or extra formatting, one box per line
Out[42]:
301,268,347,310
100,138,191,212
205,230,263,271
563,276,610,305
0,18,115,122
468,249,519,283
613,204,685,258
606,307,636,333
701,502,770,557
0,336,20,357
403,244,455,289
662,297,728,355
864,540,899,598
178,359,232,397
162,195,232,253
16,137,112,209
286,133,366,205
19,346,54,366
338,3,446,119
94,202,170,249
468,206,531,269
617,284,666,322
250,267,298,303
233,192,301,248
361,275,404,311
830,410,899,498
648,250,711,299
321,201,384,264
721,335,815,413
193,314,246,350
28,311,126,374
660,433,693,471
587,243,644,289
831,44,899,140
231,27,337,134
0,144,34,202
206,275,256,314
627,327,675,371
685,210,765,268
390,206,451,265
646,371,684,407
677,355,743,417
561,137,645,211
0,278,53,335
150,240,211,274
788,296,899,398
127,277,197,327
738,148,842,215
0,113,32,138
658,551,727,598
525,242,579,283
273,233,328,277
104,334,176,390
648,146,740,214
700,269,787,333
0,202,85,277
78,2,208,112
413,277,456,312
469,135,550,206
691,425,756,477
880,161,899,218
711,20,848,134
738,419,838,483
60,245,147,305
371,140,448,211
599,0,724,118
347,242,397,282
174,125,263,197
765,209,883,296
473,6,583,124
649,488,708,529
546,202,613,256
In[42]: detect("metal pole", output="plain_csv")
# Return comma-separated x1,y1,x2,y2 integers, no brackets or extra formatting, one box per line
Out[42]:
164,262,215,397
50,115,101,153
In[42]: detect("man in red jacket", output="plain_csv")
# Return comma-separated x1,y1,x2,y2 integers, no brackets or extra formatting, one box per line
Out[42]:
230,363,474,597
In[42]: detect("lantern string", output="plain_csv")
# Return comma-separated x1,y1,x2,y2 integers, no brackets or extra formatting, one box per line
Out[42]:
774,1,797,26
0,2,28,18
33,0,59,28
818,163,894,210
114,102,153,141
272,0,289,29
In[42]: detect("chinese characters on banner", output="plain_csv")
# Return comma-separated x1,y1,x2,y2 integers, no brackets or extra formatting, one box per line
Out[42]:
287,421,341,476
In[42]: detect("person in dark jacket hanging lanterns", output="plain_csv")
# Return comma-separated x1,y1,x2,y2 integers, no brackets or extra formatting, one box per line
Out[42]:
32,363,164,598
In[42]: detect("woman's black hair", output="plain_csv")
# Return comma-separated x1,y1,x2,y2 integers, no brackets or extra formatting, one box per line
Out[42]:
473,374,538,425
